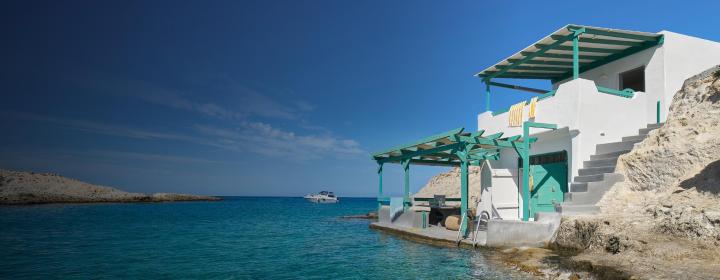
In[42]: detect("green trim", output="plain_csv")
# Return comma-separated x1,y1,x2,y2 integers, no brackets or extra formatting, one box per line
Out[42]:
371,127,463,157
485,81,491,112
519,121,558,221
377,163,383,210
509,59,574,66
656,100,661,124
483,32,577,80
568,25,661,42
550,35,644,46
555,34,664,82
495,65,570,72
402,159,410,210
488,81,552,94
523,52,604,60
597,86,635,98
535,44,624,54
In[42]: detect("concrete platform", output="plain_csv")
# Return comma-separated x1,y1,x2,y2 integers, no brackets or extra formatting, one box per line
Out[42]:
370,222,487,248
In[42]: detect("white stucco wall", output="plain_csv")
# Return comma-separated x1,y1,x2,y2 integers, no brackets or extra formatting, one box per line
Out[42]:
658,31,720,121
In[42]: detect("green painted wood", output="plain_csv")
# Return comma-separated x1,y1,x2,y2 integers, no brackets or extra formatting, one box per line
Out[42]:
521,124,531,221
521,52,604,60
509,59,574,66
480,71,562,79
402,159,410,210
568,25,661,42
459,152,469,236
535,44,623,54
485,82,491,112
488,81,554,94
529,161,568,217
550,35,643,46
377,163,383,210
555,34,664,82
573,35,579,79
371,127,464,157
596,86,635,98
656,100,661,124
376,143,461,163
482,32,577,80
495,65,571,72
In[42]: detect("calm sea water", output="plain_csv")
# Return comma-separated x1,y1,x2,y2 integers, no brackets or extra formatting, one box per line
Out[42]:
0,197,531,279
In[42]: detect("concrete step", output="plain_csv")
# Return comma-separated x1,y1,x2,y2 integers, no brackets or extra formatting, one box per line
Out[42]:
590,150,631,160
565,184,613,204
595,139,642,155
557,204,600,216
646,122,664,130
583,157,619,168
570,182,588,192
621,134,648,142
578,166,616,176
573,174,604,183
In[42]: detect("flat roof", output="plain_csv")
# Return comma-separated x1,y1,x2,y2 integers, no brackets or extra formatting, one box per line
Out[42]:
475,25,664,82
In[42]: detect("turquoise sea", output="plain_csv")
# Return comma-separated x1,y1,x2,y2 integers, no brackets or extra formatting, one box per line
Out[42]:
0,197,532,279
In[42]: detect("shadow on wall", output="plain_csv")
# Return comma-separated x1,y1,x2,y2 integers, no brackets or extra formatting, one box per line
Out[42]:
679,160,720,195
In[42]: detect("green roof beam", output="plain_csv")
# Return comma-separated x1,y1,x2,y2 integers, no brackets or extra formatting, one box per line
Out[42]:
554,34,664,82
550,35,643,47
522,52,604,60
376,143,461,163
495,65,571,72
482,32,577,80
487,81,551,94
534,44,623,54
509,59,574,66
371,127,464,157
568,25,662,42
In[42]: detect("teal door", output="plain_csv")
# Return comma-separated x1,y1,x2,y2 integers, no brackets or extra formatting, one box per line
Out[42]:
520,151,568,218
530,162,567,217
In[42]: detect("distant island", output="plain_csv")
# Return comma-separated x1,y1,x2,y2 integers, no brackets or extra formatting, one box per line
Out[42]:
0,169,221,204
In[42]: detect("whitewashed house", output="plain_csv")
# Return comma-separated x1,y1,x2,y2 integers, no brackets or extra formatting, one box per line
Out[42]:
475,25,720,219
371,25,720,238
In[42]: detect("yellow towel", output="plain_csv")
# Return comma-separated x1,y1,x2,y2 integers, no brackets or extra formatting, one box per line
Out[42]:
508,101,525,127
528,97,538,119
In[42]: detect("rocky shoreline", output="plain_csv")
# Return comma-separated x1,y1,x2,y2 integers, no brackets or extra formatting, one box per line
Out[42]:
0,169,221,205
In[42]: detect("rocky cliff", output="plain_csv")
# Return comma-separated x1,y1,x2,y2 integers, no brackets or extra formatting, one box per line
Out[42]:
0,169,221,204
553,66,720,279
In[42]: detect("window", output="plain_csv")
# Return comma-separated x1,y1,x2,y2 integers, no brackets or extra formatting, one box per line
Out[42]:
619,66,645,92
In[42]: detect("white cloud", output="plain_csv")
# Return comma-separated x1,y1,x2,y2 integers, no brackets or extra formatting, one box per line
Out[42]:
194,122,366,160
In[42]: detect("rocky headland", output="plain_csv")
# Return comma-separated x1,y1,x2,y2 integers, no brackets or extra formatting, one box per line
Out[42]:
0,169,221,204
552,65,720,279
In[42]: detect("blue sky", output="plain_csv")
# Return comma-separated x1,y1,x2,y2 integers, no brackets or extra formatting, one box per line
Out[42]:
1,1,718,196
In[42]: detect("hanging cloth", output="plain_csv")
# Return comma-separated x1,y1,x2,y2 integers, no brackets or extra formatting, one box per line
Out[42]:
508,101,526,127
528,97,538,119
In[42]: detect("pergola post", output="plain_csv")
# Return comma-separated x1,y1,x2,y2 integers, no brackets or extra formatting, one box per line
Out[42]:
570,27,586,80
521,125,531,221
402,159,411,211
520,121,558,221
377,163,383,211
484,80,491,112
459,155,469,235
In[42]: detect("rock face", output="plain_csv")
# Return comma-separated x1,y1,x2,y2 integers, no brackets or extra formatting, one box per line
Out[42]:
414,166,482,204
552,66,720,279
0,169,221,204
617,65,720,194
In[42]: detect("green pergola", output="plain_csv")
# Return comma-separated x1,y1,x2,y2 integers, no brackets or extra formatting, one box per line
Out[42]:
475,25,664,111
372,121,557,235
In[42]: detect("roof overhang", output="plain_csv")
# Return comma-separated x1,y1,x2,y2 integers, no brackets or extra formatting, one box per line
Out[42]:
475,25,664,82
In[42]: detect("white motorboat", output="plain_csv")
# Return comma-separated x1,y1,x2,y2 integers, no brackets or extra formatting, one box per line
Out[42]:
304,191,339,203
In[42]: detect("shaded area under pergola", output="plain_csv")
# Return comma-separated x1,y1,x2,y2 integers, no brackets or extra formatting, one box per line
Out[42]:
372,121,557,235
